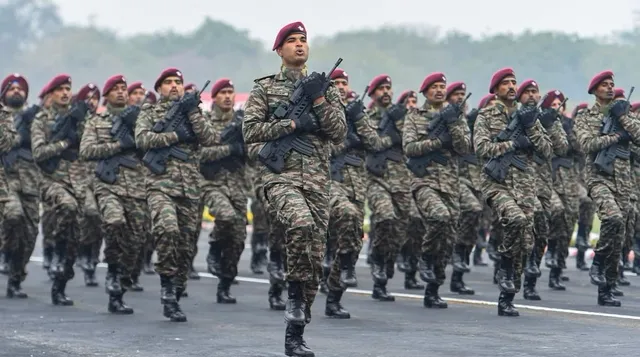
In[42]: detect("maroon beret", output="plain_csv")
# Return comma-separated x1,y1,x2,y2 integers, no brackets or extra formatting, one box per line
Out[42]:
419,72,446,94
211,78,234,98
571,102,589,118
588,70,614,95
397,90,417,104
367,74,392,97
1,73,29,99
478,93,496,109
516,79,538,100
346,91,358,100
272,21,307,51
330,68,348,81
184,83,196,91
127,81,145,94
76,83,100,102
613,87,625,99
445,81,466,99
43,74,72,97
489,67,515,94
631,102,640,113
541,89,565,109
154,67,183,91
145,92,157,104
102,74,127,96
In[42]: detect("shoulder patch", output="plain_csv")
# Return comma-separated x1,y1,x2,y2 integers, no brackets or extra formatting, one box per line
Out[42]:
254,74,276,84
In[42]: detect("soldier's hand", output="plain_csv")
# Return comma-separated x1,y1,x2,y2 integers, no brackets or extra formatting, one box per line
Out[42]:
512,135,532,150
229,142,244,157
610,100,630,118
386,129,402,146
387,104,407,122
438,130,452,146
302,72,325,101
617,130,631,143
345,131,362,148
538,108,557,129
179,91,202,114
517,106,539,128
441,103,462,124
292,113,319,133
119,133,136,149
345,100,365,122
175,122,196,142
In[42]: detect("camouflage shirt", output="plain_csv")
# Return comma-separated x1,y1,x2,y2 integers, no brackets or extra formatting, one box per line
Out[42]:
2,106,41,197
80,104,146,200
135,99,220,200
553,116,581,197
403,103,472,195
242,67,347,194
0,106,23,202
534,118,568,199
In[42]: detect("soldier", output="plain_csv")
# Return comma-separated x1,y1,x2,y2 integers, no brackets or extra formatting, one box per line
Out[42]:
36,87,56,275
573,102,593,271
404,73,472,307
184,83,197,93
80,74,149,314
0,73,40,298
574,70,640,306
243,21,346,356
200,78,246,303
32,74,90,306
447,81,481,295
630,102,640,274
474,68,552,316
135,68,220,322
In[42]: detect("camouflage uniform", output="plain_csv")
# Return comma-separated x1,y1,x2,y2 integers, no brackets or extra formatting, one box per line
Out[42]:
402,201,425,289
242,67,346,325
457,157,483,290
80,103,150,313
574,102,640,304
631,146,640,273
1,106,38,297
474,99,552,314
404,103,472,306
135,97,220,321
199,106,247,302
246,164,269,274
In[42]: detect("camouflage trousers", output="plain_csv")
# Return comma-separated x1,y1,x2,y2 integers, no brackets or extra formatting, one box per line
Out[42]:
459,183,483,248
41,182,81,281
578,185,596,229
193,199,205,266
533,190,563,266
264,183,328,314
96,189,149,283
633,200,640,259
623,198,637,255
402,201,424,274
589,183,630,284
255,181,285,259
148,190,199,291
367,181,411,273
550,190,579,265
79,187,103,246
326,183,364,292
251,194,269,235
415,186,459,285
1,192,39,282
204,186,247,280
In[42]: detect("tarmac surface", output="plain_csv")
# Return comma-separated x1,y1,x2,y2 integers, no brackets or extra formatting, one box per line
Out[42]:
1,228,640,357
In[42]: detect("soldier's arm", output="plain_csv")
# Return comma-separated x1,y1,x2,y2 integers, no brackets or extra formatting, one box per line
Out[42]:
79,117,122,160
574,112,619,154
353,113,393,152
548,120,569,156
187,110,221,147
448,115,472,155
31,115,69,162
200,144,232,162
134,105,180,151
246,143,262,161
618,112,640,145
0,112,20,153
331,142,347,156
473,108,513,158
314,86,347,145
242,82,294,144
402,112,442,157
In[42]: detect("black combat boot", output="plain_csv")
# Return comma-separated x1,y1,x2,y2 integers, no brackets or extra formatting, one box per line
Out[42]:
338,253,357,287
450,271,474,295
370,253,387,285
159,275,186,322
43,245,54,271
618,259,631,286
404,255,424,289
105,264,122,296
524,249,541,278
522,276,541,300
423,283,447,308
108,275,134,315
284,323,314,357
6,278,28,298
589,252,606,287
143,248,155,275
188,263,200,280
325,289,350,319
545,240,558,269
451,244,470,273
217,277,237,304
284,281,307,325
576,249,589,271
268,283,286,310
83,246,98,287
51,278,74,306
598,284,621,307
497,292,519,316
610,283,624,297
128,273,144,292
548,267,566,291
497,255,516,293
371,282,395,301
206,242,222,276
418,253,437,284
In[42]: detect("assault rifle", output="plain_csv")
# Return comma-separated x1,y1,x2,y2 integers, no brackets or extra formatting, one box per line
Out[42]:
533,96,569,165
142,80,210,175
94,104,142,184
405,93,471,177
200,109,246,180
258,58,343,174
551,157,573,181
365,103,406,177
1,104,41,170
329,88,367,182
593,86,634,175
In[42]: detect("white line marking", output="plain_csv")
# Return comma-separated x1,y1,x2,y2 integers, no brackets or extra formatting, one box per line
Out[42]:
28,256,640,321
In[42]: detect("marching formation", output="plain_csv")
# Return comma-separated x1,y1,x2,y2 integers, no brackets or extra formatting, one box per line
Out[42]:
1,20,640,357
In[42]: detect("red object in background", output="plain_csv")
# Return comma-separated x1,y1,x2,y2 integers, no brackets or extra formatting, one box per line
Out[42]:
96,92,249,113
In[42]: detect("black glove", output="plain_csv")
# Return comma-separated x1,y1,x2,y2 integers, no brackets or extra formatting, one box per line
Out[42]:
512,135,532,150
345,131,362,148
538,109,557,129
302,72,325,101
387,104,407,122
617,130,632,143
610,100,630,118
386,129,402,146
438,130,452,147
293,113,319,133
517,106,539,128
441,103,463,124
179,91,202,114
175,122,196,142
122,106,141,127
345,100,365,122
67,128,79,147
229,142,244,157
118,133,136,149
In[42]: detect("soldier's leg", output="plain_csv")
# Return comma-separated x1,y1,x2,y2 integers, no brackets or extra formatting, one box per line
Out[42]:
173,197,199,303
454,183,482,295
117,197,149,305
546,192,569,290
403,213,425,290
588,183,625,306
576,187,595,270
250,197,269,274
40,208,56,275
367,182,398,301
187,198,204,282
617,203,635,289
17,194,39,288
473,197,492,266
4,193,30,298
79,188,101,287
320,214,337,295
633,200,640,274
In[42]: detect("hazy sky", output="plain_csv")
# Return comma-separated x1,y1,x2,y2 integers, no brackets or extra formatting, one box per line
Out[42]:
53,0,638,47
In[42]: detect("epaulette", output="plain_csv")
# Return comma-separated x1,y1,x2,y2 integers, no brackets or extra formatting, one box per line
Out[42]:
254,74,276,84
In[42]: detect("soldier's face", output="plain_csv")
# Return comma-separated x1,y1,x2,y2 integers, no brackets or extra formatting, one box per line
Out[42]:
160,76,184,101
88,92,99,112
277,33,308,67
406,96,418,109
496,76,517,101
333,78,349,101
107,82,128,107
550,98,565,113
215,87,235,111
374,84,392,106
425,82,446,105
519,86,539,106
4,82,26,108
595,79,614,101
128,88,146,105
43,95,52,108
448,89,466,105
52,84,71,106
